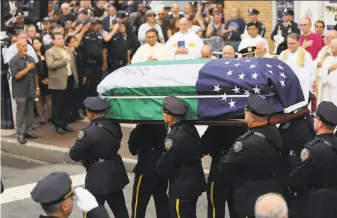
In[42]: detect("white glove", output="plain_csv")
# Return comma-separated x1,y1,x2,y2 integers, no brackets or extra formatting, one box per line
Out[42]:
273,35,281,42
278,36,285,44
75,187,99,213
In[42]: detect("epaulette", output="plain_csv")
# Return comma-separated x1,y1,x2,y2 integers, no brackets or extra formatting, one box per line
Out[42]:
239,130,253,140
306,138,321,146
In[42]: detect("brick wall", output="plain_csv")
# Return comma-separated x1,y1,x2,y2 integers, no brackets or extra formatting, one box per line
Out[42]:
223,1,275,51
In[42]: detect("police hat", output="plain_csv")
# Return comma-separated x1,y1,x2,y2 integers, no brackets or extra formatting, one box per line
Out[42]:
43,17,52,23
16,11,24,17
162,96,188,116
283,9,294,16
83,97,110,113
31,172,73,205
248,8,259,15
238,46,256,58
315,101,337,126
246,94,274,116
146,10,156,17
79,9,88,15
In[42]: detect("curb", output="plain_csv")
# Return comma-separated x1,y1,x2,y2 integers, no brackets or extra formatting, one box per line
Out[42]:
1,137,210,175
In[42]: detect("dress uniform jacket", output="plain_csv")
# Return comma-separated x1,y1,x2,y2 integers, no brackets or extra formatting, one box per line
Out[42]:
289,133,337,218
69,117,129,196
157,121,206,200
219,124,287,217
271,20,300,55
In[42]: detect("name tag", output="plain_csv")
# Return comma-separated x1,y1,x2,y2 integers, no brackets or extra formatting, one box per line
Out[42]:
172,42,177,48
187,42,196,48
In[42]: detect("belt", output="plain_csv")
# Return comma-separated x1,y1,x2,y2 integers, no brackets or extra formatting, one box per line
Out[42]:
108,59,126,65
307,185,337,191
89,158,112,164
86,60,102,64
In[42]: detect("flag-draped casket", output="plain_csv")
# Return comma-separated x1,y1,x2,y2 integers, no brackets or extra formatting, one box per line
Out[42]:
97,58,306,121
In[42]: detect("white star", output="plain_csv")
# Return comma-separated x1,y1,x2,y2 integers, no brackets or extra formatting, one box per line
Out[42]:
244,89,251,95
213,84,221,93
252,85,261,94
251,72,259,79
226,70,233,76
277,64,284,70
244,59,251,63
249,64,256,69
221,92,227,101
238,73,246,80
280,72,286,79
232,86,240,94
229,99,236,108
280,80,286,87
224,61,231,65
268,70,273,74
234,63,241,67
266,64,272,68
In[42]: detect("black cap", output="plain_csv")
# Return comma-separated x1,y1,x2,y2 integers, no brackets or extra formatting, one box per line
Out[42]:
315,101,337,126
283,9,294,16
162,96,188,116
43,17,52,22
83,97,110,113
239,46,256,57
16,11,24,17
31,172,73,205
248,8,259,15
246,94,274,116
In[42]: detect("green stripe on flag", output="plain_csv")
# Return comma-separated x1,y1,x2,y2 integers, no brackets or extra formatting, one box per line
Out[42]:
130,58,211,67
103,86,199,120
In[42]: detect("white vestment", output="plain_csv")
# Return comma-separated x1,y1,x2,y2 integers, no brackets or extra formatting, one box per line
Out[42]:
131,42,173,64
318,55,337,106
165,31,204,60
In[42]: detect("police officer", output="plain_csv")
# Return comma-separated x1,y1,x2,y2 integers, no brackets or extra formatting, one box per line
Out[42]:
128,124,170,218
271,9,300,55
289,102,337,218
69,97,129,218
105,20,128,74
30,172,110,218
219,95,287,218
201,125,247,218
158,96,206,218
80,19,107,97
245,9,265,37
5,11,29,36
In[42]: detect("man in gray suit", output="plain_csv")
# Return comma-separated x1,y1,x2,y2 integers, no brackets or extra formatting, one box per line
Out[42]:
9,40,39,144
46,32,79,134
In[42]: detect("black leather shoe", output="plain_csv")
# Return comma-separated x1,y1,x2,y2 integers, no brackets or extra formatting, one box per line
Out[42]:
62,125,74,132
25,133,39,139
56,128,66,134
17,136,27,144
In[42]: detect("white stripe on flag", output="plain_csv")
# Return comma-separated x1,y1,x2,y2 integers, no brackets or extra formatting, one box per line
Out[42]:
103,93,276,99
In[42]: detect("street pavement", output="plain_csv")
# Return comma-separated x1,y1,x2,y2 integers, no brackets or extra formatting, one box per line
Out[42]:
1,151,224,218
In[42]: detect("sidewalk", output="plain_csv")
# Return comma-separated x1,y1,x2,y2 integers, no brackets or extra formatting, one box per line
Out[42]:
1,119,212,171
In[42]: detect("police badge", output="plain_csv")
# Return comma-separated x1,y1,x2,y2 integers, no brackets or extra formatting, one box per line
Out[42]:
165,138,174,151
281,121,292,130
300,148,311,161
77,130,85,140
233,141,244,152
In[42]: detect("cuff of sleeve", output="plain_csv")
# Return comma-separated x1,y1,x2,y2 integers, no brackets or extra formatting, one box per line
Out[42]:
86,206,109,218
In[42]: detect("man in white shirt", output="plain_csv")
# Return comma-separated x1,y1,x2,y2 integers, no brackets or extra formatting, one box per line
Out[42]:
238,23,269,54
165,17,204,60
131,28,173,64
255,40,272,58
317,38,337,105
278,33,315,105
200,45,217,59
222,45,236,58
138,10,165,45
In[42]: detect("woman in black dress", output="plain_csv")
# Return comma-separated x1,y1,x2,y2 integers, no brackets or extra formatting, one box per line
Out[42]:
32,37,52,124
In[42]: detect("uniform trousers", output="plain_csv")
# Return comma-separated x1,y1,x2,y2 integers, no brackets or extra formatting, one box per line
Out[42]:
51,76,73,128
169,197,199,218
84,66,102,97
95,190,129,218
131,174,170,218
206,180,239,218
14,96,34,136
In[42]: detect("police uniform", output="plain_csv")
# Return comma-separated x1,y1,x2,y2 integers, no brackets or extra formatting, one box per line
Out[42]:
5,11,28,36
106,21,128,74
219,95,287,217
128,124,170,218
80,20,106,97
158,96,206,218
69,97,129,218
30,172,110,218
201,125,247,218
289,102,337,218
247,9,265,37
238,46,256,58
271,9,300,55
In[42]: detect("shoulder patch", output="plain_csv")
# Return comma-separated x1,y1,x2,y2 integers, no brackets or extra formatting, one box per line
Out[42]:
233,141,244,152
300,148,311,161
77,130,85,140
281,121,292,130
165,138,174,151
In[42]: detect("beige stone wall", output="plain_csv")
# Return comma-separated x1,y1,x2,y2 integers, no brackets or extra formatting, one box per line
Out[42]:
223,1,275,51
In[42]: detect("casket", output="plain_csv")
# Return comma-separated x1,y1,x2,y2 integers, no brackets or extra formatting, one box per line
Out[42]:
97,58,308,125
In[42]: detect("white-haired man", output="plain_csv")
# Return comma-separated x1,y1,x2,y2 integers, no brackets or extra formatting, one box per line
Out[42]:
255,40,272,58
255,193,288,218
